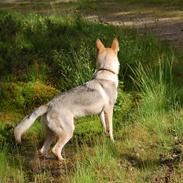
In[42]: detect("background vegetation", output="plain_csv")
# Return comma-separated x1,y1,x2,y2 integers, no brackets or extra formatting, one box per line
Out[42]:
0,0,183,182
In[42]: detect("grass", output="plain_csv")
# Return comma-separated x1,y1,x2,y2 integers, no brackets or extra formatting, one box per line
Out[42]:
70,139,126,183
0,147,25,183
0,9,183,183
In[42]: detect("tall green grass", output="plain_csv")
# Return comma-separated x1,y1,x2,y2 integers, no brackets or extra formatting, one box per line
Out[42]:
130,54,183,146
0,148,25,183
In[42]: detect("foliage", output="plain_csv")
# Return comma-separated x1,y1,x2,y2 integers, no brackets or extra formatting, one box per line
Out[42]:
0,81,59,112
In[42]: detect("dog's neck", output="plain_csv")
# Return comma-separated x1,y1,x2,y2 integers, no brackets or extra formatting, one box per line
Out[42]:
97,68,117,75
94,67,119,88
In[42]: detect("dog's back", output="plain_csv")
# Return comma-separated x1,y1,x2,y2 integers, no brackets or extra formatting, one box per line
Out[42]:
48,79,116,117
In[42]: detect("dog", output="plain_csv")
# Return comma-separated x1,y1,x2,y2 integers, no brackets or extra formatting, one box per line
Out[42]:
14,38,120,161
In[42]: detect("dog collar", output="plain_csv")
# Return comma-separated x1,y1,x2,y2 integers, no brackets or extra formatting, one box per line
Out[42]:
98,68,117,75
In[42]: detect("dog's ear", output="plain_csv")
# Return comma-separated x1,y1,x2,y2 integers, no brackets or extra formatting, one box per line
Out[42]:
111,38,119,54
96,39,105,52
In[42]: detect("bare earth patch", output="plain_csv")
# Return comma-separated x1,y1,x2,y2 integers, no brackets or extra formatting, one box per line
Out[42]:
80,2,183,50
0,1,182,50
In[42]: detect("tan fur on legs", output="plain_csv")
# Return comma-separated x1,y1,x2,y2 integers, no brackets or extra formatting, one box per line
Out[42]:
52,137,64,161
40,127,55,155
100,111,107,133
48,113,74,161
52,132,73,161
104,106,114,142
39,115,55,155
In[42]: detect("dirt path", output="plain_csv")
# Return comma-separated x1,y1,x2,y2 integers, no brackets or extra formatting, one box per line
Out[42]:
79,2,183,50
0,1,183,50
92,17,183,50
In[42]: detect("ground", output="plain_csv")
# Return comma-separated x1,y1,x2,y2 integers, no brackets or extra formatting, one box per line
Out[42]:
81,2,183,50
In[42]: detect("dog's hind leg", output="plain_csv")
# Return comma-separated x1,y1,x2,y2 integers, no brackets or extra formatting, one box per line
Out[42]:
50,115,74,161
52,132,73,161
40,127,55,155
40,115,55,155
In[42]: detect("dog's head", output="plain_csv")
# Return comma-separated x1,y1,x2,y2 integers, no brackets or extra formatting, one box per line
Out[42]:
96,38,120,74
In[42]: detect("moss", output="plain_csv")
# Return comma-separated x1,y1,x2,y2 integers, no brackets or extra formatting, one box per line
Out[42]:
22,81,60,110
0,81,59,112
0,82,25,108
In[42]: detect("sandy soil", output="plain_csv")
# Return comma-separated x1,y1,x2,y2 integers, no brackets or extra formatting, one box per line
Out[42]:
80,2,183,50
0,1,182,50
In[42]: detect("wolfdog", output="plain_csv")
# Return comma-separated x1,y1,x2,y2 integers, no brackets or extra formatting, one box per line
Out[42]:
14,38,120,161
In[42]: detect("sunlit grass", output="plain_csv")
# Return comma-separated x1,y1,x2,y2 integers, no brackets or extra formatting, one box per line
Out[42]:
0,148,25,183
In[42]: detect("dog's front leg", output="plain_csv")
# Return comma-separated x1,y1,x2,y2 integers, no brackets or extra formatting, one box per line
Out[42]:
100,111,107,133
104,106,114,142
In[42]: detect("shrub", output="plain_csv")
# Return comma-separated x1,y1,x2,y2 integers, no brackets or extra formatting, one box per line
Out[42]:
0,81,59,112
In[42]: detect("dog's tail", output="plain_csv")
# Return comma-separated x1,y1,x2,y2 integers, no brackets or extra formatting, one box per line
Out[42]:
14,105,48,143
